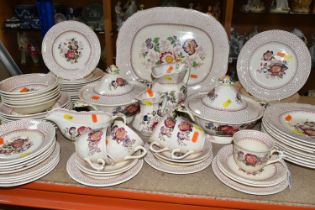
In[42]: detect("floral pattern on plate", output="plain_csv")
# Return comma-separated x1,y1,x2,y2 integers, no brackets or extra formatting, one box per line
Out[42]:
257,50,290,79
141,36,205,70
0,136,33,155
58,38,83,64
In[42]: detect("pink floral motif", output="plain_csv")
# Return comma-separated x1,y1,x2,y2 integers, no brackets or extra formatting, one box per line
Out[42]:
0,137,32,155
295,120,315,138
218,125,239,135
182,39,198,55
177,121,193,145
87,130,103,155
263,50,274,61
159,117,176,141
111,125,135,149
58,38,83,64
244,153,258,166
110,78,127,89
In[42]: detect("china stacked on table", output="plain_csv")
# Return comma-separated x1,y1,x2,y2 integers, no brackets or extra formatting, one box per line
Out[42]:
57,68,104,102
236,30,312,169
0,73,71,124
186,76,264,144
212,130,290,195
262,103,315,169
145,108,214,175
66,118,147,187
78,65,143,124
41,20,102,103
0,119,60,187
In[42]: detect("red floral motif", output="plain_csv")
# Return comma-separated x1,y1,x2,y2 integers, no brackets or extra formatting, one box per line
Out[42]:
88,130,103,142
77,126,91,135
116,78,126,86
114,127,127,142
218,125,239,135
164,117,176,129
263,50,273,61
123,103,140,116
268,63,287,76
178,121,192,132
244,153,258,166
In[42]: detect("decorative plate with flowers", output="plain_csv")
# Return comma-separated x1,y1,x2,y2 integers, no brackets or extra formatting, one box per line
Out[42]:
58,38,83,64
0,136,33,156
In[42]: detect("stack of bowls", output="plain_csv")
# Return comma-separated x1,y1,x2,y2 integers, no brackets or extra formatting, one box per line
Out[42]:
0,73,60,115
0,74,71,124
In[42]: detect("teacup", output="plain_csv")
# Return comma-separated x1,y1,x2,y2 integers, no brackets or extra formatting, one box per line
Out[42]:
149,115,212,159
106,120,147,163
75,128,108,171
232,130,285,173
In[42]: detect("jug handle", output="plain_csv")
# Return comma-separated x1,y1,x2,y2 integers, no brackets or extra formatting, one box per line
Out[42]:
112,112,127,124
183,66,192,86
73,100,98,111
175,104,195,122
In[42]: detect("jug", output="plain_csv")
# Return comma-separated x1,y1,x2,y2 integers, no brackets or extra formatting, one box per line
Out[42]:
132,88,165,137
151,62,190,114
45,108,125,141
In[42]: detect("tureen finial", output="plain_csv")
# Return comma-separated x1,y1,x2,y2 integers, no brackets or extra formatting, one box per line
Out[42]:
105,65,120,74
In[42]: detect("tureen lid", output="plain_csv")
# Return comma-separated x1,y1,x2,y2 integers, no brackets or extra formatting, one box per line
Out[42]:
93,65,133,96
201,76,247,111
187,76,264,124
136,88,161,103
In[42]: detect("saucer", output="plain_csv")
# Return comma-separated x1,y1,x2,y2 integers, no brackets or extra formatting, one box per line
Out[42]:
216,145,289,187
144,150,213,175
67,153,143,187
75,153,139,176
153,139,213,163
212,157,289,195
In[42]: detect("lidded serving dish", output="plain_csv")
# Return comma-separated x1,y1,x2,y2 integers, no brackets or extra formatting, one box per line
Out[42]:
79,65,144,123
186,76,264,142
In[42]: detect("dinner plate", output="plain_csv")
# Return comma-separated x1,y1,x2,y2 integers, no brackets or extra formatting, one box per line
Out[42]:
116,7,229,96
67,153,143,187
212,157,289,195
0,120,55,165
264,103,315,146
237,30,311,101
42,21,101,80
216,145,288,187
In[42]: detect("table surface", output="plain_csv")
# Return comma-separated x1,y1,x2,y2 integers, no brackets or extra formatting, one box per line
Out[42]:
2,96,315,209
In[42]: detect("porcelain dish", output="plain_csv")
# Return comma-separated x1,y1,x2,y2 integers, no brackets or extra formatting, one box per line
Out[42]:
187,77,264,138
116,7,229,96
42,20,101,80
237,30,311,101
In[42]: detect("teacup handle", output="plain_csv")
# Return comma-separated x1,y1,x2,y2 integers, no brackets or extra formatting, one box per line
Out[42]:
112,112,127,124
265,149,286,166
149,141,170,153
171,149,194,160
73,100,99,111
124,146,147,160
84,158,106,171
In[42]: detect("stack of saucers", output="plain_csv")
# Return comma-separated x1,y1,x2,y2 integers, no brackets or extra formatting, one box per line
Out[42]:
0,119,60,187
212,145,290,195
57,68,104,102
262,103,315,169
145,140,213,175
0,73,60,115
0,92,71,124
66,153,143,187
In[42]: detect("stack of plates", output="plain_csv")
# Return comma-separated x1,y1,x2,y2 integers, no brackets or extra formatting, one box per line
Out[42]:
145,140,213,174
0,120,60,187
262,103,315,169
0,93,71,124
57,68,104,102
66,152,143,187
0,74,60,115
212,145,290,195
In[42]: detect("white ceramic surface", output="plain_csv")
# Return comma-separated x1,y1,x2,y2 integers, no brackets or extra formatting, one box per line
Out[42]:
42,21,101,80
237,30,311,101
67,153,143,187
116,7,229,96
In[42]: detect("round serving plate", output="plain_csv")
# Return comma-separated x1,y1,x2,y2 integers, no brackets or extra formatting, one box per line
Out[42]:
237,30,311,101
116,7,229,96
42,21,101,80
